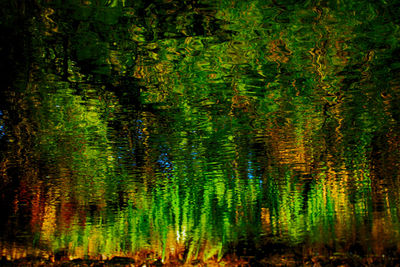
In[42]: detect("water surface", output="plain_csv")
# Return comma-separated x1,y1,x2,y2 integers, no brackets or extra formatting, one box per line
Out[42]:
1,0,400,264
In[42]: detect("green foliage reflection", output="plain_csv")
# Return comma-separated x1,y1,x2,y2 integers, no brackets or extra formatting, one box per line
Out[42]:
0,0,400,263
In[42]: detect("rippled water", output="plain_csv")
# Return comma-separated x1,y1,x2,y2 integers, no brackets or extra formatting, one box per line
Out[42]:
1,0,400,265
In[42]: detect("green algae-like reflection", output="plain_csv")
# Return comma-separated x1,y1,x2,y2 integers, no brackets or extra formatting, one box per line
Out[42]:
0,0,400,264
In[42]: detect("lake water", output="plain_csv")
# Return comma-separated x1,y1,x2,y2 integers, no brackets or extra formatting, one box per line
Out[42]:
1,0,400,265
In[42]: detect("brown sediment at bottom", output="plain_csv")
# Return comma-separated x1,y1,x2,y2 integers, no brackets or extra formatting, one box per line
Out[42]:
2,240,400,266
1,253,399,266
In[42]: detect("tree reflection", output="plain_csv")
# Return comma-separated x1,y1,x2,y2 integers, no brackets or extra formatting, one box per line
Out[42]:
0,0,400,264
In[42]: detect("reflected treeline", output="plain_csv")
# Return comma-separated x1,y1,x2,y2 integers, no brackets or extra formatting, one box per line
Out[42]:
1,0,400,263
